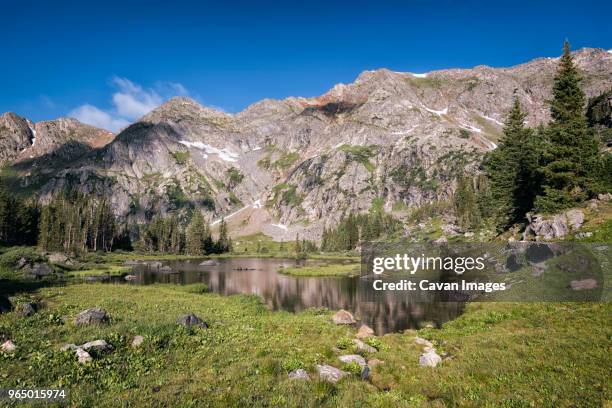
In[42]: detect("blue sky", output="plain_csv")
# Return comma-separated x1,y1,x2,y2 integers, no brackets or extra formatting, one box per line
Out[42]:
1,0,611,132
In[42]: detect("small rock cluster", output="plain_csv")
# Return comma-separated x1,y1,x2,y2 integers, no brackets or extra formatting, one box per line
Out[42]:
288,310,384,383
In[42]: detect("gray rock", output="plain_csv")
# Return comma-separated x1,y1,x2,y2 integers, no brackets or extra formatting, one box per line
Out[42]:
332,309,356,325
414,337,433,348
16,257,29,269
148,261,162,269
356,325,374,339
60,343,78,351
16,302,36,317
48,253,69,264
124,274,137,281
76,348,92,364
288,369,310,380
28,263,54,277
74,308,109,326
565,209,584,231
434,236,448,244
569,279,598,290
315,364,348,383
360,365,370,380
419,350,442,367
339,354,367,368
81,339,112,352
131,335,144,348
200,260,219,266
1,340,16,353
352,339,377,353
575,232,593,239
177,313,208,329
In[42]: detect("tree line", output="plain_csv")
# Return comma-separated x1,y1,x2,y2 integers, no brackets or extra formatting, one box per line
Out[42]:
321,211,401,251
457,41,611,232
0,185,231,255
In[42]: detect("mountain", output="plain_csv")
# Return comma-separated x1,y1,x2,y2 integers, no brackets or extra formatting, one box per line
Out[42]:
2,48,611,241
0,113,114,166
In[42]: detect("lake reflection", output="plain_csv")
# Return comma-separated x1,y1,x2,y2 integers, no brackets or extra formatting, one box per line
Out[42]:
127,258,464,335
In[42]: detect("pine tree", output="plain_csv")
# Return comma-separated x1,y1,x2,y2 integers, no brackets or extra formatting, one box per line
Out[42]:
482,97,540,229
535,41,600,212
185,211,207,255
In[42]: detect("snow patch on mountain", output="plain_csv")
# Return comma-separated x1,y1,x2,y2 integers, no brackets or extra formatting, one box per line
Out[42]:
410,72,429,78
179,140,239,162
482,114,504,126
424,106,448,116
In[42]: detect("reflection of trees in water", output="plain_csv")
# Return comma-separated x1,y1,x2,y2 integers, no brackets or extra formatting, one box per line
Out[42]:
134,259,464,334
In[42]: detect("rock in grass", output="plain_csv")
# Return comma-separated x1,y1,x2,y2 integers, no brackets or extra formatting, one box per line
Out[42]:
288,369,310,380
356,324,374,339
339,354,367,368
414,337,433,348
419,350,442,367
331,309,356,325
315,364,348,383
569,279,598,290
76,348,92,364
81,340,112,352
16,302,36,317
74,308,109,325
1,340,16,353
360,365,370,380
131,335,144,348
352,339,377,353
61,343,78,351
177,314,208,329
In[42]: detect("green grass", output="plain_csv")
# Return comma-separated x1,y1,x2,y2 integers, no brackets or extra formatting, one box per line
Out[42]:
66,265,131,277
0,280,609,407
279,263,360,277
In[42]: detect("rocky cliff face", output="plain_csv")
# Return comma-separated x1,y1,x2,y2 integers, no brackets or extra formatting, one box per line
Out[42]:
2,48,612,240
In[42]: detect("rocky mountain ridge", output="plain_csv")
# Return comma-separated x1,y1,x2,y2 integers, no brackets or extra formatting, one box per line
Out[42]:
2,48,611,241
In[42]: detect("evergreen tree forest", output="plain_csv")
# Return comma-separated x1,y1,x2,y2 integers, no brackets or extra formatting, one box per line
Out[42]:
476,41,611,231
0,181,231,255
321,211,401,251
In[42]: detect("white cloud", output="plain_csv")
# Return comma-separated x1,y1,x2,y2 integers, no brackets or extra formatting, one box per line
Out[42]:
70,104,130,133
69,77,189,132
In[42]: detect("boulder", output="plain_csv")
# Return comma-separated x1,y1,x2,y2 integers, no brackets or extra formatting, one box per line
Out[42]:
81,339,112,352
288,369,310,380
315,364,348,383
1,340,16,353
177,313,209,329
76,348,92,364
360,365,370,380
332,309,356,325
414,337,433,348
352,339,377,353
74,308,109,326
200,260,219,266
131,335,144,348
27,263,54,277
356,325,374,339
525,210,585,240
48,253,69,264
16,257,29,269
339,354,367,368
434,236,448,244
569,279,598,290
16,302,36,317
419,350,442,368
